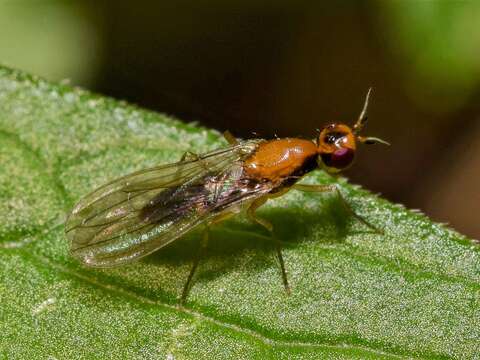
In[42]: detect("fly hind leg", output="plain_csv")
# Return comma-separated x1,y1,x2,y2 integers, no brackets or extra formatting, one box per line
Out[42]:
178,151,210,177
223,130,239,145
247,196,291,294
177,151,202,180
180,151,200,162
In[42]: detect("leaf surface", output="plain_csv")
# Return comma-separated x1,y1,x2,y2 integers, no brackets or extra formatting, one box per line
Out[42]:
0,66,479,359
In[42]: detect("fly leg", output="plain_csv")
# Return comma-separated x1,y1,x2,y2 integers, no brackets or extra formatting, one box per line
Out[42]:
180,212,235,304
247,196,291,294
293,184,383,234
180,151,200,162
180,225,209,304
223,130,239,145
179,151,210,172
176,151,202,179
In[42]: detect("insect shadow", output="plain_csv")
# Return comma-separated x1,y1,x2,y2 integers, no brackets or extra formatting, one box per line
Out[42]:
142,195,372,283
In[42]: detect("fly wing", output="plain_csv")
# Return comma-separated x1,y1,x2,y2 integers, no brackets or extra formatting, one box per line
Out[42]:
65,140,270,267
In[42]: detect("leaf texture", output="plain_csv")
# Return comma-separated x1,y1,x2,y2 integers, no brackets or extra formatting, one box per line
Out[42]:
0,66,479,359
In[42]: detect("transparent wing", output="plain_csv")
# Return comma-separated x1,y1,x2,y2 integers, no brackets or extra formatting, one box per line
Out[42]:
65,140,270,267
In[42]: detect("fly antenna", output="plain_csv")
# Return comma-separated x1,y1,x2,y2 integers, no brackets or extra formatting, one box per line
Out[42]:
353,87,372,134
357,135,390,146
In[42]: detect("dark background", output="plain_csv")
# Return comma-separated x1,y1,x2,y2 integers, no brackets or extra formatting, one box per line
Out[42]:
2,1,480,238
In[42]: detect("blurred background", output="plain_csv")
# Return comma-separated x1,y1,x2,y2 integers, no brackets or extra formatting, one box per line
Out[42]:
1,1,480,238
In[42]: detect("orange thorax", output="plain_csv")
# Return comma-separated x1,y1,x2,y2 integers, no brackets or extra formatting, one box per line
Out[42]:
243,138,318,182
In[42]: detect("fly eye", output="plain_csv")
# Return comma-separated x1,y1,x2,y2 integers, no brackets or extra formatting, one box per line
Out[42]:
320,147,355,169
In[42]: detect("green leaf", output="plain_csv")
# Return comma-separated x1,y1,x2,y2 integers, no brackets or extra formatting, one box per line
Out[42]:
0,66,479,359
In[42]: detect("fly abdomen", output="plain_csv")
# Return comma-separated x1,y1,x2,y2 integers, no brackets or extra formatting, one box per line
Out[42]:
139,174,224,224
139,170,250,226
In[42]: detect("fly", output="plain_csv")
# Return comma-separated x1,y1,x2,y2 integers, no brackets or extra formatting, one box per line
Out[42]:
65,89,389,303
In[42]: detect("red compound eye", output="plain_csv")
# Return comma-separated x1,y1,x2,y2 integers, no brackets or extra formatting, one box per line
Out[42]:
321,147,355,169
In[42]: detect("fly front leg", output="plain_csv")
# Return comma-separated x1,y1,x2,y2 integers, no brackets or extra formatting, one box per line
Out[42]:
293,184,383,234
247,197,291,294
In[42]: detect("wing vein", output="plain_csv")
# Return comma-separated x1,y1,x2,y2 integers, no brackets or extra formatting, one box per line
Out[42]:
66,140,267,267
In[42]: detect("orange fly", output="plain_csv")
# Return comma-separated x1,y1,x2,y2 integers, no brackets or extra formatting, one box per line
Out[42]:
65,89,388,303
